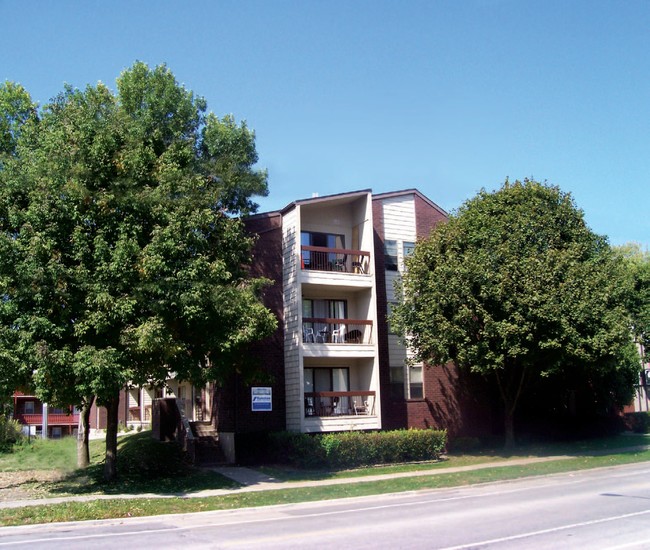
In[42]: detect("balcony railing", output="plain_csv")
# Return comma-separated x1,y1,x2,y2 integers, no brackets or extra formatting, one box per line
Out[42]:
301,246,370,274
302,318,372,344
304,391,376,417
15,413,79,425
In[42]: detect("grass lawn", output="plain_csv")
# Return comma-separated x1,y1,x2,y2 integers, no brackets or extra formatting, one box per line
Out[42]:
0,431,239,496
0,432,649,527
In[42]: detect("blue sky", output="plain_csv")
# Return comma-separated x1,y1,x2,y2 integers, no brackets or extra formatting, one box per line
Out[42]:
2,0,648,247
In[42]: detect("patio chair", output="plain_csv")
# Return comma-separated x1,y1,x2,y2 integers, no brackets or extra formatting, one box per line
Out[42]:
332,324,346,343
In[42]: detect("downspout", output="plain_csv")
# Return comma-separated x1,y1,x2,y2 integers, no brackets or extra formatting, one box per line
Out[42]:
42,402,48,439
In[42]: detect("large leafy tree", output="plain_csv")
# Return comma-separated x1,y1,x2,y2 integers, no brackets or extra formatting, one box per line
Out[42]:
393,179,640,447
615,243,650,364
0,63,277,479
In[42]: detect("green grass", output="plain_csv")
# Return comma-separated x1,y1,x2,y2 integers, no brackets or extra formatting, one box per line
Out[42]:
0,431,239,496
0,432,649,527
0,436,100,472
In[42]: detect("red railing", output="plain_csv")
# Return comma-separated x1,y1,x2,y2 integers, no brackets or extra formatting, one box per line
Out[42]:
304,391,375,417
15,413,79,425
301,246,370,274
302,318,372,344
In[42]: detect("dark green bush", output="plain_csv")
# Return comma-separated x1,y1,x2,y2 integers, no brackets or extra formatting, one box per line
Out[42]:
267,431,326,468
625,412,650,434
266,428,446,469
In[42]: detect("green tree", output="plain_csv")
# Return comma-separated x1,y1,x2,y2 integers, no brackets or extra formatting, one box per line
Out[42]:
0,63,277,479
393,179,640,447
615,243,650,363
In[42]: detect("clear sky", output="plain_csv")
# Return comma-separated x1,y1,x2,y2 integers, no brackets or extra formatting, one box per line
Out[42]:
2,0,648,247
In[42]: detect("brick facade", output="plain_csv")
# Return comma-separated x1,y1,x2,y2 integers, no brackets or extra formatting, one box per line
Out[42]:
213,212,287,434
374,190,492,438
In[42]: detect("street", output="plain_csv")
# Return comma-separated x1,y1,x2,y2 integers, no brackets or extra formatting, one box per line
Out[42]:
2,462,650,549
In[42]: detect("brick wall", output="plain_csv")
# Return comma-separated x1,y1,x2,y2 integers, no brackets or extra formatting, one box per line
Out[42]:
214,213,286,434
374,192,493,438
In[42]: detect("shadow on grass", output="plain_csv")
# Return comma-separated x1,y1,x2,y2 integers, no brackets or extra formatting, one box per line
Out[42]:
48,431,240,496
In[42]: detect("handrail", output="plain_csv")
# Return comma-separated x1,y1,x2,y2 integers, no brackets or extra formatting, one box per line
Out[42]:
302,318,373,344
304,390,376,417
303,317,372,326
300,245,370,274
301,245,370,257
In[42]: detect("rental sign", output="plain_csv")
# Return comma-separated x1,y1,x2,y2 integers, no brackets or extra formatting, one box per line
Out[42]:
251,387,272,412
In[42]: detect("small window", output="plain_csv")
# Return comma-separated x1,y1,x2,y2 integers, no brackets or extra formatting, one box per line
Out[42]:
23,401,35,414
409,365,423,399
51,427,62,439
403,241,415,258
390,366,405,400
384,240,398,271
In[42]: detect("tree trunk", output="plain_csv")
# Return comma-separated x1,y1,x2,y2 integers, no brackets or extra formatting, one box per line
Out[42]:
504,408,515,450
103,393,120,482
76,395,95,468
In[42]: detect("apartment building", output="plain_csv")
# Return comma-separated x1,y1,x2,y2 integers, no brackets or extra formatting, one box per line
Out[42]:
212,188,491,459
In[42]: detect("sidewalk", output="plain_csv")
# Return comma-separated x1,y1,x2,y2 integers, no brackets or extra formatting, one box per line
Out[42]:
2,445,649,510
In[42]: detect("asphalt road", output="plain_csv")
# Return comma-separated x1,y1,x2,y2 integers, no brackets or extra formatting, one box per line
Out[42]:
2,462,650,549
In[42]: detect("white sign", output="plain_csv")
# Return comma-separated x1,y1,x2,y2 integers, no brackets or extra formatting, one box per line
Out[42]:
251,387,272,412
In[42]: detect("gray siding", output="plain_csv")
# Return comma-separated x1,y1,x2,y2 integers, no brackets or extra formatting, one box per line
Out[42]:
282,207,301,430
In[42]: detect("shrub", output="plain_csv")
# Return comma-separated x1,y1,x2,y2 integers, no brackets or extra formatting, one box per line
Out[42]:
265,428,446,469
0,415,24,451
267,431,326,468
625,412,650,434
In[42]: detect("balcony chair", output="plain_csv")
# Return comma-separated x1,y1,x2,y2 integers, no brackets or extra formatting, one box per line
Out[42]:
332,324,346,343
352,398,369,415
303,328,315,343
352,257,367,273
333,255,347,272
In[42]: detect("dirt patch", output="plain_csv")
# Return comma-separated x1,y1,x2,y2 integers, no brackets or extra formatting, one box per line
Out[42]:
0,470,66,502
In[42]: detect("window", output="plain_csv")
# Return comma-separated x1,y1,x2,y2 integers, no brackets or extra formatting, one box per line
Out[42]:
304,367,350,416
390,363,423,400
409,365,423,399
302,298,347,342
403,241,415,261
51,427,62,439
304,367,349,392
389,366,404,400
384,240,398,271
301,231,345,269
23,401,34,414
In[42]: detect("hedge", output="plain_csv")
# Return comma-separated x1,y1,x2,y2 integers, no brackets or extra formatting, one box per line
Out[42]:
267,428,446,469
625,412,650,434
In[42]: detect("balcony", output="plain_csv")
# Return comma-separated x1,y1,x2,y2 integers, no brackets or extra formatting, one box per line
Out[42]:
304,391,376,418
301,246,370,274
15,413,79,426
302,318,372,344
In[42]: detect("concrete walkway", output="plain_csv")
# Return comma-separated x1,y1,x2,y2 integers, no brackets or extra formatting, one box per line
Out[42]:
1,445,648,510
